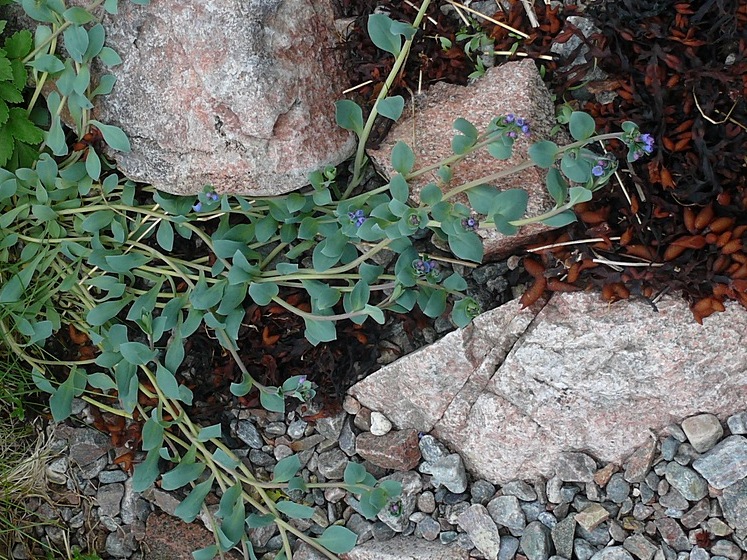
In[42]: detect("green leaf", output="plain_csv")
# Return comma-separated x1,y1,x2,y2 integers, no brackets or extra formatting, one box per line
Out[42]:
248,282,278,306
359,263,383,284
389,173,409,202
190,275,225,310
451,297,479,328
546,168,568,207
379,480,403,497
219,497,245,547
103,253,150,274
259,390,285,413
28,54,64,73
420,183,442,205
142,415,165,451
174,475,215,523
272,454,301,483
119,342,157,366
418,288,447,318
97,46,122,66
85,149,101,180
229,374,252,397
453,117,478,141
63,7,94,24
542,209,577,227
569,111,596,141
335,100,363,136
377,95,404,122
0,82,23,105
491,189,528,221
89,120,131,152
91,73,116,97
218,483,242,519
276,500,314,519
569,186,593,205
197,424,221,442
115,360,139,413
161,455,205,491
254,214,277,243
561,152,592,183
528,140,559,168
156,364,181,400
132,447,162,492
443,272,468,291
4,30,33,59
391,140,414,175
156,220,174,251
246,514,276,528
368,13,402,56
86,298,130,326
451,133,475,155
86,372,116,391
63,25,89,63
304,317,336,345
467,184,500,214
212,448,240,470
345,279,370,313
315,525,358,554
192,545,218,560
31,205,57,222
84,24,105,60
344,461,367,485
49,379,75,422
303,282,341,311
487,141,512,160
448,232,483,263
7,107,44,144
32,368,54,394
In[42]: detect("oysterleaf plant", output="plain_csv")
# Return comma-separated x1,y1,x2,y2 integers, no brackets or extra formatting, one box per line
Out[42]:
0,0,653,558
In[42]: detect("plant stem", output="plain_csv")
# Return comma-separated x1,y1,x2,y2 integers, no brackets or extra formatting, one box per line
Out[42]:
344,0,433,197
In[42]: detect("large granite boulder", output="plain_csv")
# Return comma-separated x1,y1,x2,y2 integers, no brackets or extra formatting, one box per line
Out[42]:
349,292,747,484
89,0,355,195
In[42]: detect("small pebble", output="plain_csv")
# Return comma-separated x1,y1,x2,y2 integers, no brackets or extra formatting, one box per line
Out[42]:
369,411,392,436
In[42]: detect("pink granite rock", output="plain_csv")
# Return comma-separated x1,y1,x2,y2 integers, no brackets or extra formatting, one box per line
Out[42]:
355,430,421,471
350,292,747,484
88,0,355,196
369,60,561,258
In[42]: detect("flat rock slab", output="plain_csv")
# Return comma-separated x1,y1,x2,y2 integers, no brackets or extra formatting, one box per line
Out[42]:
369,60,560,258
91,0,355,195
350,292,747,484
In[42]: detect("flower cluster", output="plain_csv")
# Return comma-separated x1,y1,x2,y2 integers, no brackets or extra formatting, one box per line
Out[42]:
348,209,367,227
591,155,616,177
192,191,220,212
503,114,531,138
461,216,479,231
626,131,655,161
412,257,438,276
388,500,403,517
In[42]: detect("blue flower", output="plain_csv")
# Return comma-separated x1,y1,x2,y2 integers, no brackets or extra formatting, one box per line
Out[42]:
207,192,220,202
592,165,605,177
505,114,515,123
348,209,366,227
412,258,437,276
516,117,525,126
461,216,479,231
521,124,531,135
192,201,202,212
